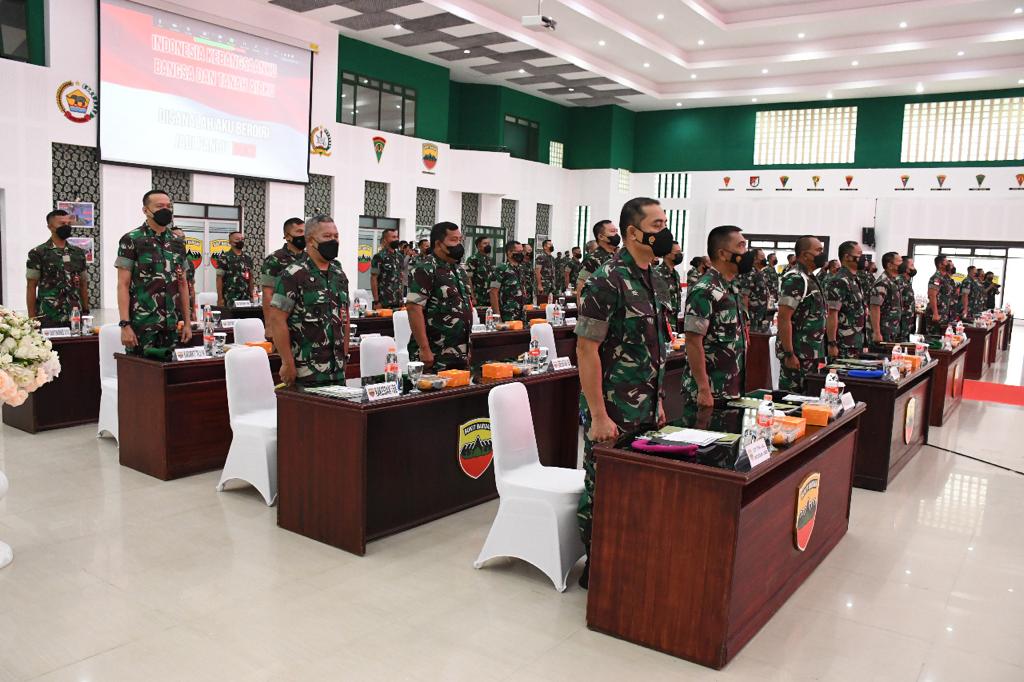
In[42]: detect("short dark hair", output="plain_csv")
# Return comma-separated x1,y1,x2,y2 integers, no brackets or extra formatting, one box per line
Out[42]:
46,209,69,224
382,227,398,239
881,251,899,268
838,241,858,260
787,254,796,262
967,265,976,273
418,239,429,248
795,235,817,257
474,235,488,247
707,225,742,258
429,221,459,249
897,258,913,274
506,240,522,253
572,246,581,253
619,197,660,233
542,239,552,248
143,189,169,206
592,220,612,241
283,217,303,234
690,256,704,268
767,252,776,260
229,231,242,240
934,255,946,267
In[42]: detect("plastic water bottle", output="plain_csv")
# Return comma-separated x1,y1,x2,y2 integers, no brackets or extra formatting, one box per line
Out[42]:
943,325,954,350
485,306,494,331
955,319,964,336
70,306,81,335
756,393,775,442
547,292,553,305
203,306,214,354
553,303,564,327
384,346,400,391
823,370,841,407
528,338,541,372
558,295,566,310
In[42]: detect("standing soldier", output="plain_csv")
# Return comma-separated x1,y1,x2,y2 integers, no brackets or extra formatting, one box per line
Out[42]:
267,215,349,386
927,255,952,335
535,239,558,301
520,243,536,304
659,240,683,332
972,267,987,317
464,236,494,308
737,249,771,330
575,220,620,297
564,246,583,292
685,256,709,290
216,231,254,307
260,218,305,322
370,227,404,309
682,226,750,405
576,197,673,588
869,252,904,344
777,236,828,392
825,241,867,358
115,190,192,354
170,227,196,316
897,257,917,339
26,209,89,328
407,222,473,371
489,241,530,324
763,253,781,294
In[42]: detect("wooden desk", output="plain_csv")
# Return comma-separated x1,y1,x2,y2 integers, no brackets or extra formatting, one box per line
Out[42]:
662,350,687,423
2,334,101,433
351,316,394,338
587,404,865,669
806,361,934,491
989,319,1003,364
1003,315,1013,350
962,325,993,380
927,342,969,426
472,325,577,364
218,305,263,320
116,352,280,480
745,331,773,393
276,370,580,555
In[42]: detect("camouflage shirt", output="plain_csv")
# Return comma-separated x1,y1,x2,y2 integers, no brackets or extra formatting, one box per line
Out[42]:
762,266,781,294
464,251,494,305
114,224,188,337
870,272,903,342
490,262,530,323
576,248,672,435
407,255,473,371
780,264,827,360
737,267,772,328
26,239,87,326
535,251,558,296
576,247,615,290
681,267,747,398
519,259,536,300
271,255,350,385
658,261,682,324
260,244,303,288
564,257,582,290
216,250,255,304
899,275,917,338
928,271,951,325
825,268,866,353
370,248,405,309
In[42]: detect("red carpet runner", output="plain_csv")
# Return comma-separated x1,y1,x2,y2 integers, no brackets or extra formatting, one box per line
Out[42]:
963,380,1024,406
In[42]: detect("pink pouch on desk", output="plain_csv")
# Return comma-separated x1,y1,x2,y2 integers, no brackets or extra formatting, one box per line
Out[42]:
631,439,699,457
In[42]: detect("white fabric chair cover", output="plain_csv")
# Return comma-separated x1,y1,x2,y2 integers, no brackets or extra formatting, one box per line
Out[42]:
360,335,396,377
530,322,558,361
474,382,585,591
0,471,11,568
97,323,122,442
393,311,412,351
545,305,556,323
217,347,278,505
472,307,480,325
232,318,266,345
197,292,218,307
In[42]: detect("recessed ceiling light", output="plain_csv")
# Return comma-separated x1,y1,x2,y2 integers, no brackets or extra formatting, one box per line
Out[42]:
957,50,965,56
690,73,697,79
393,23,402,30
657,13,665,20
598,40,606,46
1019,79,1024,85
643,62,650,68
899,21,908,28
945,626,954,632
826,91,833,99
676,102,682,107
697,39,705,46
518,68,525,73
751,97,758,102
463,49,471,54
1015,7,1023,14
851,60,859,66
568,87,574,92
395,105,401,109
798,32,805,39
761,68,769,74
916,82,924,93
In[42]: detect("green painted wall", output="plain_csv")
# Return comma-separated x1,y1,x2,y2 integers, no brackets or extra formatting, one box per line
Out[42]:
498,88,568,164
337,36,451,143
633,87,1024,172
566,105,635,170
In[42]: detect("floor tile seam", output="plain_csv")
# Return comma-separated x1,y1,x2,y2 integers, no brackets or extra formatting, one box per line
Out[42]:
21,621,181,681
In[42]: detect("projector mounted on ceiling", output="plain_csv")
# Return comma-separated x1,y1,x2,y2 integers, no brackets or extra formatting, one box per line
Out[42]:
522,0,556,31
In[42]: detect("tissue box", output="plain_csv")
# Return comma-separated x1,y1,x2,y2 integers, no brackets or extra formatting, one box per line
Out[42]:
378,308,394,318
438,369,470,387
529,318,548,327
802,403,831,426
773,415,807,445
482,363,514,380
507,320,524,331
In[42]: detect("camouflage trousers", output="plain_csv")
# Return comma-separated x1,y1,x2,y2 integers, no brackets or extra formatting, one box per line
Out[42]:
778,355,822,393
578,455,596,556
902,314,917,340
127,328,179,357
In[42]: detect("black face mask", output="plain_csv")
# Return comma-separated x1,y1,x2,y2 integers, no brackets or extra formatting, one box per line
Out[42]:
813,252,829,269
574,254,581,260
389,240,400,250
233,241,244,250
317,239,339,261
730,250,756,275
511,252,525,263
483,245,492,255
55,225,73,240
446,243,465,262
606,235,621,247
908,269,917,278
855,255,868,272
290,235,306,250
637,227,674,258
151,208,173,227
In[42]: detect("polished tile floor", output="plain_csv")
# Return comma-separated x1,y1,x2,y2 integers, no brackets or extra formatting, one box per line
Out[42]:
1,337,1023,680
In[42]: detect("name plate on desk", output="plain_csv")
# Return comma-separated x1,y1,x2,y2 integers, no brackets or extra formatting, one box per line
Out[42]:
41,327,72,338
220,319,238,329
746,439,771,468
233,300,253,308
365,382,401,402
565,317,577,326
566,302,577,310
840,392,856,411
174,347,210,362
550,357,573,371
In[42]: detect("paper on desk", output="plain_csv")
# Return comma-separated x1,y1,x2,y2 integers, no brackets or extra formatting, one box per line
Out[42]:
659,428,727,446
782,394,819,403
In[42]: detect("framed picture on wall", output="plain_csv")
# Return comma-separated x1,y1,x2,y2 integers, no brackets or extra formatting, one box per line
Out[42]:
56,201,95,229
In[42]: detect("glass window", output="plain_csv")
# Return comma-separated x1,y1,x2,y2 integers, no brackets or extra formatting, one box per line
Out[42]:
380,91,403,134
914,244,939,255
340,82,355,124
355,86,380,130
617,169,631,193
208,205,240,220
657,172,688,199
403,99,416,136
173,203,205,217
549,141,564,168
1,0,29,62
941,247,972,255
901,97,1024,163
338,71,417,136
504,115,540,161
754,107,858,165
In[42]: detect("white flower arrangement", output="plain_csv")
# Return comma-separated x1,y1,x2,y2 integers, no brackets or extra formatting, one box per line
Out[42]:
0,308,62,407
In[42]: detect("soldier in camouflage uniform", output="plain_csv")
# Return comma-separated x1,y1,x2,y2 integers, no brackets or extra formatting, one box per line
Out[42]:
869,252,904,344
170,227,196,315
489,241,530,323
927,255,952,335
216,232,254,307
971,267,987,317
535,239,558,301
520,243,536,303
825,241,867,358
575,220,620,297
115,190,192,354
26,209,89,328
464,236,494,306
260,217,305,320
564,246,583,291
682,226,749,404
897,257,917,339
737,249,772,330
268,215,349,386
658,241,683,332
576,197,672,588
407,222,473,371
777,236,827,392
763,253,781,294
945,262,962,327
370,228,404,309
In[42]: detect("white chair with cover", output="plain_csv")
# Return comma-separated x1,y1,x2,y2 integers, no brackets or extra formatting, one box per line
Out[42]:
360,334,396,377
0,471,12,567
232,318,266,345
393,311,412,370
217,346,278,505
474,382,585,591
196,291,218,308
545,305,556,323
472,307,480,326
530,322,558,363
97,323,123,442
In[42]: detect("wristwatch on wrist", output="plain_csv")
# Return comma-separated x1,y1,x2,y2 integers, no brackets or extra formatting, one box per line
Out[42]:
118,320,131,328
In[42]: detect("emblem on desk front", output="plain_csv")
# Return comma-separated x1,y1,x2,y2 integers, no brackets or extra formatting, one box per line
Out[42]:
795,472,820,552
904,397,917,444
458,418,493,479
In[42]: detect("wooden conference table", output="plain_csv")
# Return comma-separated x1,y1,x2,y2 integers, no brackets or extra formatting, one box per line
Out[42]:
2,334,101,434
276,369,580,556
587,399,866,669
879,340,969,427
962,324,995,380
745,330,774,393
805,360,935,491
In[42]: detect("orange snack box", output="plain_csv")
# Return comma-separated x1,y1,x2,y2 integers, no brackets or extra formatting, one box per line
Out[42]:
244,341,273,354
802,403,831,427
772,415,807,445
482,363,514,380
539,303,549,310
378,308,394,317
438,369,470,387
529,318,548,327
507,320,524,331
905,354,922,371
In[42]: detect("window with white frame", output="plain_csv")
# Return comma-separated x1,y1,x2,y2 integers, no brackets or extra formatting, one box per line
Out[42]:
754,107,857,165
657,172,688,199
617,168,631,193
901,97,1024,163
575,205,592,249
549,141,564,168
666,209,687,250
